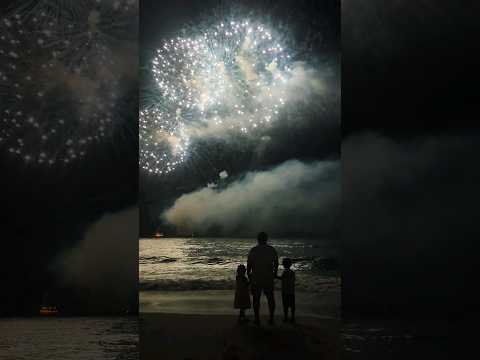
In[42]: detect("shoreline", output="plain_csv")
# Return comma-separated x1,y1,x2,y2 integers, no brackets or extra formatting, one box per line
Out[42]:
140,289,340,319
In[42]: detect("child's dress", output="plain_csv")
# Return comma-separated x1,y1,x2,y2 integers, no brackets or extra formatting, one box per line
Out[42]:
234,275,251,309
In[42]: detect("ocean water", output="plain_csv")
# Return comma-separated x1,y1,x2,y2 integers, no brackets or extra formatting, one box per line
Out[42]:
0,317,138,360
139,237,340,293
342,319,449,359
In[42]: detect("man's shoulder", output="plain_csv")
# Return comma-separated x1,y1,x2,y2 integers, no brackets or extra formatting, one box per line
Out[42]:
266,244,278,254
248,245,260,257
249,245,260,252
249,244,277,255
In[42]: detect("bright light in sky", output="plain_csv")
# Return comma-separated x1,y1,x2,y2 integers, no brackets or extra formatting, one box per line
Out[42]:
141,19,293,175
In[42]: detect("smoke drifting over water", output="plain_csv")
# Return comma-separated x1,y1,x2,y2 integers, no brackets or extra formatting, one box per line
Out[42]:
343,132,480,312
56,207,138,313
162,160,340,237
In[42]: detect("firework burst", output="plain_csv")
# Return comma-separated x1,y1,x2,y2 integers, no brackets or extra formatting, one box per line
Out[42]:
143,19,293,175
139,107,189,175
8,0,138,73
0,1,138,166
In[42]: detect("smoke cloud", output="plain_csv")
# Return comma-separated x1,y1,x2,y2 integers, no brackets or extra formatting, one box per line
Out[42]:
162,160,340,237
183,61,330,140
56,207,138,313
342,132,480,314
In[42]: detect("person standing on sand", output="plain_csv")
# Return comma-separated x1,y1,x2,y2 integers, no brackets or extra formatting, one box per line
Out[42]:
247,232,279,326
234,264,251,324
277,257,296,323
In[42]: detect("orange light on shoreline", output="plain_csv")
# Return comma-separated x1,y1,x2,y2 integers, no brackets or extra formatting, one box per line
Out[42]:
39,306,59,316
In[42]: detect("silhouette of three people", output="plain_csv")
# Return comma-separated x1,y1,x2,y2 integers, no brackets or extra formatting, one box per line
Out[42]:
235,232,297,325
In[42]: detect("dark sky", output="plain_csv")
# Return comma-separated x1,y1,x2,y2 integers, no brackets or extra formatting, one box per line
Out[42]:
342,0,480,317
139,0,340,237
3,0,478,320
0,1,139,315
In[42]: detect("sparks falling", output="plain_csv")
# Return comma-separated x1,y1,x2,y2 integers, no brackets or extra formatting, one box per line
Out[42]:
0,0,138,166
139,107,189,175
142,19,293,175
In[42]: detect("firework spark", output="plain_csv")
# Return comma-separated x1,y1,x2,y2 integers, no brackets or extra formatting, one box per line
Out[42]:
143,19,293,175
139,107,189,175
0,1,138,166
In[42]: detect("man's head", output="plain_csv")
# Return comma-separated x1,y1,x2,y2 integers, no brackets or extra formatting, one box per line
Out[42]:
282,257,292,269
257,232,268,244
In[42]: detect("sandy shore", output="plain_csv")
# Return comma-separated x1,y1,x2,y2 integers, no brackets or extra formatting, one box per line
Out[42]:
140,289,340,359
140,289,340,318
140,313,340,360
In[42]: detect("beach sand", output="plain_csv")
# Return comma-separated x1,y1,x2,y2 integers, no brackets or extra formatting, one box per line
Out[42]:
140,289,340,318
140,313,339,360
140,289,340,359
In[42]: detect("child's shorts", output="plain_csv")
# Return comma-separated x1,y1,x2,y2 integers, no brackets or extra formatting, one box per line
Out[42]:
282,293,295,308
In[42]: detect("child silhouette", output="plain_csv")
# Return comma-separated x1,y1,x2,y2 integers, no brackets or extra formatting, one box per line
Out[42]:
234,264,251,323
277,258,296,323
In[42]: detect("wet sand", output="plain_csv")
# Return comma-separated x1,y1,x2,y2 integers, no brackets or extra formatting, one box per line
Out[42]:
140,288,340,359
140,289,340,318
140,313,339,360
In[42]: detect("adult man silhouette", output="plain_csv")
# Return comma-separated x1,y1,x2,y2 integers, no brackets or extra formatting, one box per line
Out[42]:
247,232,279,325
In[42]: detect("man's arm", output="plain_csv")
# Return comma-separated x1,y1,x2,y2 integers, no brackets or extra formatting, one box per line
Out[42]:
273,249,279,278
247,250,253,280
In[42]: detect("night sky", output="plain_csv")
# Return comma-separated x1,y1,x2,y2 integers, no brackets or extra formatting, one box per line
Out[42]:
0,0,139,315
139,0,340,238
342,0,480,318
1,0,479,321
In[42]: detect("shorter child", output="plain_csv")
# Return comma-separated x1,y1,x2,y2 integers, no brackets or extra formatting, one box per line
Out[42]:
234,264,251,323
278,257,296,323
